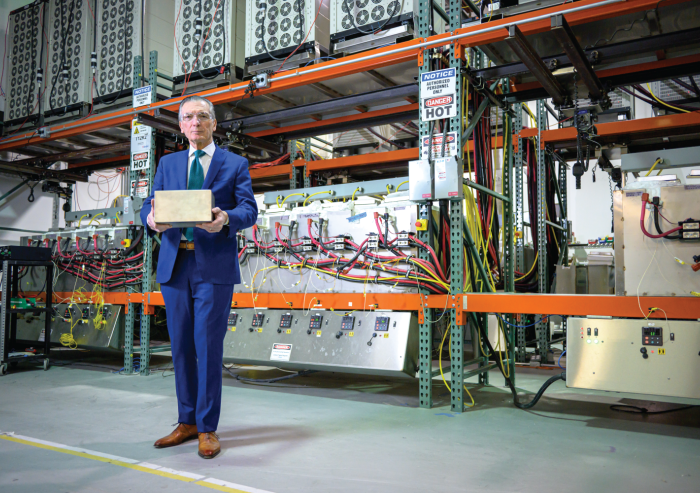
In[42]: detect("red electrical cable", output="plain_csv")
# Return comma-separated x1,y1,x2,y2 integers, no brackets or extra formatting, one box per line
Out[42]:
640,199,682,238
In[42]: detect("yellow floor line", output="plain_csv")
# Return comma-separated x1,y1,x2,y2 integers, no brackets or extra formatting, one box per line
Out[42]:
0,433,273,493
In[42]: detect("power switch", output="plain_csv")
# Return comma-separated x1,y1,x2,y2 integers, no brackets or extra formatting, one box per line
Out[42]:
587,328,591,336
594,328,598,336
670,333,675,341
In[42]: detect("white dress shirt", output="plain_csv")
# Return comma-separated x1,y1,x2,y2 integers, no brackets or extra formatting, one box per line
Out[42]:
182,141,219,240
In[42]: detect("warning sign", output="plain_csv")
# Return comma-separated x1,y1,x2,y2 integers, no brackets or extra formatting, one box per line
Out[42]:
131,179,149,198
131,120,152,153
420,132,457,160
270,343,292,361
131,151,150,171
420,68,457,122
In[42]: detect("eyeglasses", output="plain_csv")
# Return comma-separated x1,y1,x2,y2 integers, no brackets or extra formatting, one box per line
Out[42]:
181,112,213,122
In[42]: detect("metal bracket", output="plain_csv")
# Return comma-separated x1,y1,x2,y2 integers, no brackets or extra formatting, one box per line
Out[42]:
505,25,567,106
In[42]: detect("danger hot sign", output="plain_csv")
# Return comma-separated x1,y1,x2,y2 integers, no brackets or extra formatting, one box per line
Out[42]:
420,68,457,122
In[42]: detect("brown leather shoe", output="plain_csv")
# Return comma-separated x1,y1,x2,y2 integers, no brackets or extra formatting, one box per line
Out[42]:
153,423,198,449
198,432,221,459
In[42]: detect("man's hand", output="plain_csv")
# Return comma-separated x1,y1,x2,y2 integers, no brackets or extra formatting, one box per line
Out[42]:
196,207,228,233
147,199,172,232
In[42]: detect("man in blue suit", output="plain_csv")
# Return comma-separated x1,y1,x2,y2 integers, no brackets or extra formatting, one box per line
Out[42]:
140,95,257,459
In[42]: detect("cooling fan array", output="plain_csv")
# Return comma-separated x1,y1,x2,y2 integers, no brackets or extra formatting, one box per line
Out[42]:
6,4,44,121
176,0,229,77
96,0,139,97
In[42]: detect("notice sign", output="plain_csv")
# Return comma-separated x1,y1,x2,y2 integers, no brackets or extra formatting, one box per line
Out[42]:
133,85,152,108
131,179,149,198
270,343,292,362
420,132,457,160
420,68,457,121
131,151,150,171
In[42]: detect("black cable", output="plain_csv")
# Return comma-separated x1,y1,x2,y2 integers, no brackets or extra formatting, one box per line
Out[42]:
653,204,680,240
474,313,565,409
197,0,225,80
25,2,41,118
258,0,288,61
49,0,73,114
224,365,317,383
610,404,695,415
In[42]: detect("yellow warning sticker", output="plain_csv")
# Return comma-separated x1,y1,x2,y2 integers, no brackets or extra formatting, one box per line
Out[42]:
257,328,263,333
229,327,236,332
286,329,291,334
658,348,666,355
316,330,322,337
349,332,354,337
384,333,389,338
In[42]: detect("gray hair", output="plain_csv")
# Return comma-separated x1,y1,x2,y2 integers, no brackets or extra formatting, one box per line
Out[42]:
178,95,216,121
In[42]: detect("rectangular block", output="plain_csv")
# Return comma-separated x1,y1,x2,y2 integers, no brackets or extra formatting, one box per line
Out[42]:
409,159,432,201
434,156,463,200
154,190,214,227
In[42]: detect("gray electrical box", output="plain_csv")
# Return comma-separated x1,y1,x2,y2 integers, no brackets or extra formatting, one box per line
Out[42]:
566,317,700,400
434,156,463,200
223,309,419,378
408,159,432,201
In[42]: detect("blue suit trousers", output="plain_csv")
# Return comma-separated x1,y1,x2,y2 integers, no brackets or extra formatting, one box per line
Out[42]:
161,250,234,432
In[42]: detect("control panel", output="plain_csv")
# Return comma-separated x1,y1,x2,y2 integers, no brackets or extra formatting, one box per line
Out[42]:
223,309,419,378
341,316,355,331
375,317,390,331
642,327,663,346
279,314,293,328
228,311,238,326
566,317,700,400
309,314,323,329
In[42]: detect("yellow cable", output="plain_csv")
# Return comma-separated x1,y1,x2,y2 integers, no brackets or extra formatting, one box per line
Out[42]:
279,193,305,208
645,158,662,177
88,212,105,225
111,195,129,207
386,184,391,194
303,190,332,206
438,325,475,408
515,251,538,281
77,214,89,227
396,180,409,192
351,187,361,201
646,83,689,113
115,212,121,223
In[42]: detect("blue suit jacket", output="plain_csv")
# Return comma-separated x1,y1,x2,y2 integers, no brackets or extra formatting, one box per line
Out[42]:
140,145,258,285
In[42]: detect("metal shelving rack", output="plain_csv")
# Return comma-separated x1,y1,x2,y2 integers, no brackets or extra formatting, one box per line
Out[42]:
2,0,700,401
1,260,53,375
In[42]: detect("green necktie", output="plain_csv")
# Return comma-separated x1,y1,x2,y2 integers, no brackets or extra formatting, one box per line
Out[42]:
184,149,206,242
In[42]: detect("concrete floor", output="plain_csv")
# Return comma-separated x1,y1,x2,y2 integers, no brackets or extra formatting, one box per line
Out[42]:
1,352,699,493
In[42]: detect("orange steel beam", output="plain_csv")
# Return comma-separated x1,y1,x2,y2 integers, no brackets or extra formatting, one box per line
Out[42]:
0,0,683,153
27,291,699,320
517,110,700,146
462,293,700,321
248,104,419,139
454,0,689,50
249,164,293,180
305,148,418,174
